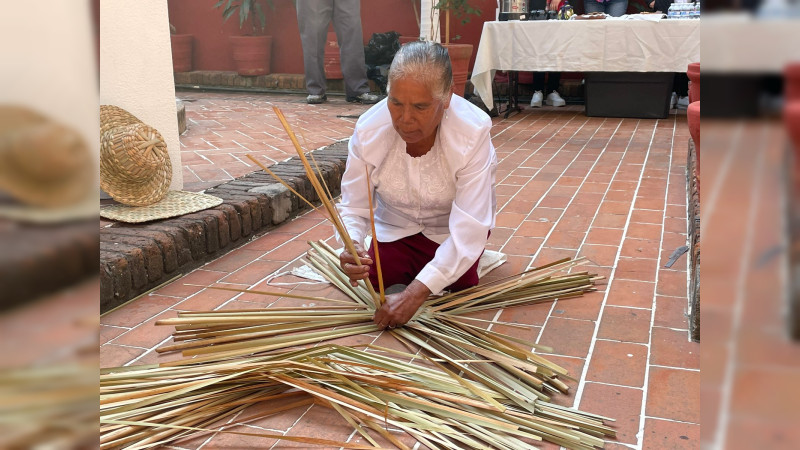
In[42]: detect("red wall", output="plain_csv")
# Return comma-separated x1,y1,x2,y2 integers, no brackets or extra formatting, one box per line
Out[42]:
167,0,498,74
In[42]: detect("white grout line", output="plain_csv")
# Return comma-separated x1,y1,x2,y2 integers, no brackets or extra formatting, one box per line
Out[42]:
712,123,766,450
571,118,652,416
631,113,676,449
649,364,699,372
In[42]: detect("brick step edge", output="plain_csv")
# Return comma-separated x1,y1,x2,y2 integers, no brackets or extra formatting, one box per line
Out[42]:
687,138,700,342
100,140,349,313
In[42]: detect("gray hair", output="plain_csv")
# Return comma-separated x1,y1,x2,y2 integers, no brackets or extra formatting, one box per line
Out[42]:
387,41,453,102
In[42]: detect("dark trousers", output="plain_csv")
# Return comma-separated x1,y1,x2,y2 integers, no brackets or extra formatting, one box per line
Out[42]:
296,0,369,97
674,73,689,97
366,233,483,293
533,72,561,94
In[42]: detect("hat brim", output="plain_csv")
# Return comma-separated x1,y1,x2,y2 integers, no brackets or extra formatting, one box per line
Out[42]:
100,190,223,223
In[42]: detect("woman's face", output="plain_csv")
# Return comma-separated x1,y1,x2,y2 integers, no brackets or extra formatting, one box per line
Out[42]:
387,77,451,145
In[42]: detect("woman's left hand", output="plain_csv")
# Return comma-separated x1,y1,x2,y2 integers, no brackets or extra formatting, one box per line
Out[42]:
373,280,431,329
548,0,561,11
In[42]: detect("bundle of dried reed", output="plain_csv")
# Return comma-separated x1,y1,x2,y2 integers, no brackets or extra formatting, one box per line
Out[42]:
102,345,614,449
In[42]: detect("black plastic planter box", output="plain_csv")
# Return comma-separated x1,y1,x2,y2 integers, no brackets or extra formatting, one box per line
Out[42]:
584,72,673,119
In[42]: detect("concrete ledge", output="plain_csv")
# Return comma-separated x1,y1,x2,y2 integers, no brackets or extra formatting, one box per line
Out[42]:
100,140,350,313
173,71,378,94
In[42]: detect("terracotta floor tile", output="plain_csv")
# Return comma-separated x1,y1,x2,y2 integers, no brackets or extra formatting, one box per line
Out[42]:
642,417,700,449
630,208,664,224
620,238,661,259
174,285,240,311
650,327,698,369
585,227,625,246
495,212,528,228
242,231,296,251
220,260,287,285
578,244,618,267
598,306,651,343
592,213,628,229
626,222,663,241
100,324,128,345
538,317,595,358
551,290,605,321
100,344,145,368
606,279,655,309
101,294,179,328
516,219,555,237
545,229,586,249
153,269,229,298
586,340,648,387
533,247,578,267
112,310,178,349
578,382,644,445
653,295,689,329
261,239,312,262
501,236,544,256
657,269,688,297
202,249,265,272
499,302,553,328
646,367,700,423
615,257,658,282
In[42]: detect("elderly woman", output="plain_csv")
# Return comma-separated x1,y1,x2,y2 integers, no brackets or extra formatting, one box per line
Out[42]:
337,41,497,329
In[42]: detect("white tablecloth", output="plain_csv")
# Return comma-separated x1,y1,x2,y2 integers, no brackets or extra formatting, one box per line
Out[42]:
471,19,700,108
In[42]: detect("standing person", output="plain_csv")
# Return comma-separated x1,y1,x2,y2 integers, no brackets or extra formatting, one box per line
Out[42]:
337,41,497,329
530,72,566,107
583,0,628,16
296,0,379,105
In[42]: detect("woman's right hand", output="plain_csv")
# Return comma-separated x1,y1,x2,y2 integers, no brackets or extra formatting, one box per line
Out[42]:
338,243,373,287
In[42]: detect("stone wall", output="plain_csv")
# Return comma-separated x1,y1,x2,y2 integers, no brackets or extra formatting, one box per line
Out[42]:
688,138,700,342
99,141,349,313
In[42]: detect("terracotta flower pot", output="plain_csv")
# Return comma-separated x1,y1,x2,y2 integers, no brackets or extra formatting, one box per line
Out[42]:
687,62,700,104
443,43,473,98
785,63,800,102
785,101,800,153
170,34,193,73
688,101,700,171
229,35,272,76
324,31,343,80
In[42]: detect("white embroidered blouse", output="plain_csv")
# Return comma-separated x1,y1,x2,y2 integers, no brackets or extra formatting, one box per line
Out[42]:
337,94,497,295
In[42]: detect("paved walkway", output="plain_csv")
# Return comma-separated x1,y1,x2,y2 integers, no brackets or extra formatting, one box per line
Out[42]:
101,91,698,449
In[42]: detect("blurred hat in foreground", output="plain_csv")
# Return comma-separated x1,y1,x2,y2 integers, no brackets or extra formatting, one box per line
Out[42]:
0,106,93,208
100,105,171,206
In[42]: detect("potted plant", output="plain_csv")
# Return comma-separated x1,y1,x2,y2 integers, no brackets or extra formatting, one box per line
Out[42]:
214,0,274,76
432,0,481,97
169,23,193,73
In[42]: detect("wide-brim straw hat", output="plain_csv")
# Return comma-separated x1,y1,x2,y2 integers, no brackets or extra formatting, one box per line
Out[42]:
0,106,94,208
100,105,172,206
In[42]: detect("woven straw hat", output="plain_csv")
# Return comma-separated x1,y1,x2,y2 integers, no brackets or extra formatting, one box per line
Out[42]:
0,106,94,208
100,105,172,206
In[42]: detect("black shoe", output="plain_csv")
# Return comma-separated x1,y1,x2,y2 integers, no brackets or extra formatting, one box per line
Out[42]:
346,93,380,104
307,94,327,104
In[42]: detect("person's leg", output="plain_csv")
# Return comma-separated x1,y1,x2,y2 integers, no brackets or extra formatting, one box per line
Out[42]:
366,234,434,289
545,72,561,94
532,72,546,92
531,72,545,107
366,233,483,293
583,0,605,14
605,0,629,16
297,0,332,98
674,73,689,97
332,0,370,99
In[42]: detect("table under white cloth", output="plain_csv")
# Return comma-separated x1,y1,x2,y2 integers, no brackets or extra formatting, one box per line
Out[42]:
470,19,700,109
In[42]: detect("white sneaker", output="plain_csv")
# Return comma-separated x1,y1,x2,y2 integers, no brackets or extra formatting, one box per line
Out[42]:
530,90,543,108
676,96,689,109
546,91,566,107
